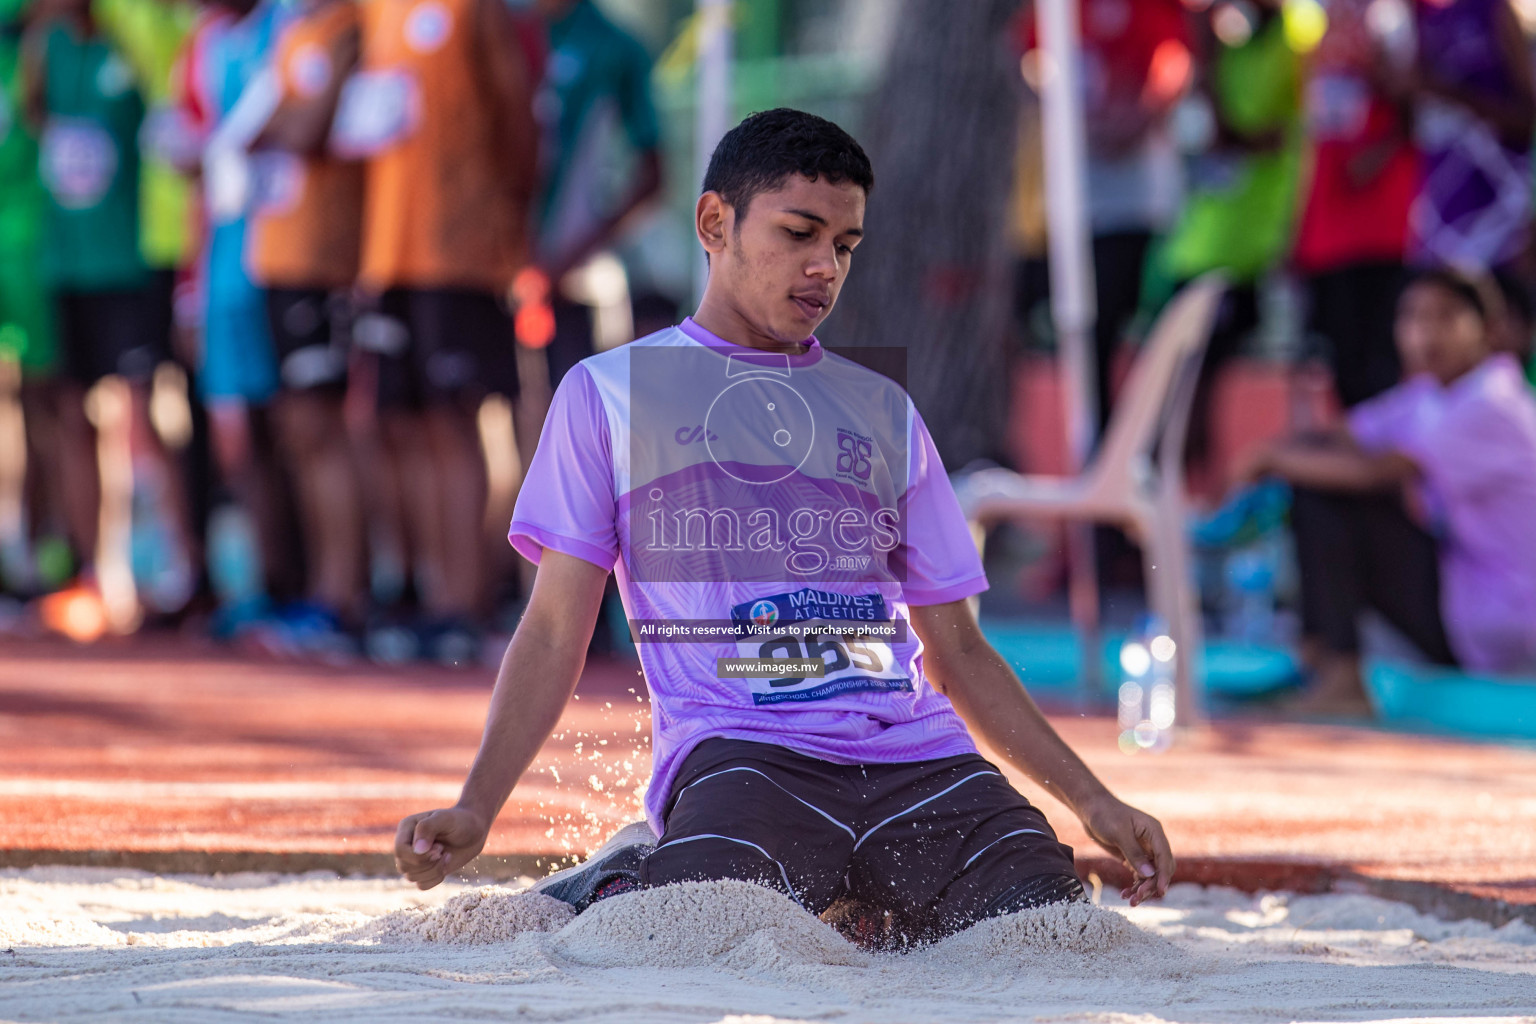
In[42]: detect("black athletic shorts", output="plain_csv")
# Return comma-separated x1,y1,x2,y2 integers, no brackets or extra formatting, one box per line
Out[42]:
548,293,595,390
356,287,519,410
265,287,351,394
642,738,1085,943
58,280,172,386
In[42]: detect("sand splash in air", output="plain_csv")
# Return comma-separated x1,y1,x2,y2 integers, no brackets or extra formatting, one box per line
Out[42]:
4,869,1535,1023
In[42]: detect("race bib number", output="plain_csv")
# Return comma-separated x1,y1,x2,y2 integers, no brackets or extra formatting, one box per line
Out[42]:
330,70,420,157
1306,74,1370,140
139,105,202,170
1188,151,1242,193
256,152,306,214
41,118,118,209
1415,96,1479,149
204,144,252,224
729,589,910,706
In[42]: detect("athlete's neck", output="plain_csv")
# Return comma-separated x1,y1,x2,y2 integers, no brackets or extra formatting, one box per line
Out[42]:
691,295,810,357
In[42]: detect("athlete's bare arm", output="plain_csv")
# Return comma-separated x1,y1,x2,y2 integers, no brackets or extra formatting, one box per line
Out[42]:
910,599,1176,906
542,147,663,284
474,0,538,211
253,20,359,155
1233,435,1418,495
394,550,609,890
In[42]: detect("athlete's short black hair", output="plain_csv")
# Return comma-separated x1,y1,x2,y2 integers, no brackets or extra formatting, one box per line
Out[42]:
702,108,874,218
1405,266,1500,323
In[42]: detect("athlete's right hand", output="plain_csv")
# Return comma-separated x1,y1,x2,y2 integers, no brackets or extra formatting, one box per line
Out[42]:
394,807,489,890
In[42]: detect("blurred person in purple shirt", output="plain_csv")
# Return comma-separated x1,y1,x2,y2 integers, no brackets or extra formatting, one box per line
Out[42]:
1238,268,1536,713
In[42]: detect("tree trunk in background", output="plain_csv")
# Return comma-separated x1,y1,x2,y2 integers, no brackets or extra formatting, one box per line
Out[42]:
831,0,1023,470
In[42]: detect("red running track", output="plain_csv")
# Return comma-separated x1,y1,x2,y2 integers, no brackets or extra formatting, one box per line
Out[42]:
2,636,1533,918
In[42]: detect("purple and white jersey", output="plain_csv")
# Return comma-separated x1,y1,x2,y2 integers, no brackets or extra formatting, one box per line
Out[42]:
1348,355,1536,672
510,318,988,827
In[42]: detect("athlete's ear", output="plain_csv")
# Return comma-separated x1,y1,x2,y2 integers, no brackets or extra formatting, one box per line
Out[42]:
696,191,730,257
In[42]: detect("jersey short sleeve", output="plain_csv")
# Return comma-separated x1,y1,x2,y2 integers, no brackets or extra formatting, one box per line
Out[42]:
1346,379,1423,454
1410,387,1528,502
508,363,619,570
892,406,989,606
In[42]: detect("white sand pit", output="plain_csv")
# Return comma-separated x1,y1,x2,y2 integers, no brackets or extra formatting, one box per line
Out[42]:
3,867,1535,1023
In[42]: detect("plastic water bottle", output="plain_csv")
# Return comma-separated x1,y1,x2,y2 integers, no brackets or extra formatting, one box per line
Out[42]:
1118,616,1177,755
1225,542,1278,644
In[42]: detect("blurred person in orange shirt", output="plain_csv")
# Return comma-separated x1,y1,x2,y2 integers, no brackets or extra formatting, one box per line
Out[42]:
337,0,539,663
246,0,364,650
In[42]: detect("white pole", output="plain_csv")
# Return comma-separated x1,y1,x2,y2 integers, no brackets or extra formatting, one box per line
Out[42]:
695,0,733,302
1036,0,1102,692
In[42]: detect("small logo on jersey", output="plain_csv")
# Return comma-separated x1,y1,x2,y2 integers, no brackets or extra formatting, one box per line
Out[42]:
732,590,888,629
405,1,452,53
40,120,118,210
835,428,874,483
291,44,333,98
96,55,133,97
674,425,720,444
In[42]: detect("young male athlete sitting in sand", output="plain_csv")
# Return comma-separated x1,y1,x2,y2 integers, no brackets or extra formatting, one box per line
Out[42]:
395,109,1175,942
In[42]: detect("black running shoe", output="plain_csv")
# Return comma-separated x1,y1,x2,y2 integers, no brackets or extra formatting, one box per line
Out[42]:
529,820,657,912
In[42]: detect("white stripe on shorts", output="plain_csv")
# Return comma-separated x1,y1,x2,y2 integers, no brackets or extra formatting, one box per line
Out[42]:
678,766,855,839
652,832,802,906
852,770,999,852
961,828,1047,871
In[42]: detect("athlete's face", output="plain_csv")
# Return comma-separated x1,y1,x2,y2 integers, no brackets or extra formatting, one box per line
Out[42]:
698,174,866,345
1396,280,1488,385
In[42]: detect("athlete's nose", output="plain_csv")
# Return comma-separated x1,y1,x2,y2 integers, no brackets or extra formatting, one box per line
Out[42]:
805,243,839,282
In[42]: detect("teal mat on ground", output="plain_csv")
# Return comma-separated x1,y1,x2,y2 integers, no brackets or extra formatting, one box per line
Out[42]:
981,619,1536,742
1367,661,1536,742
978,620,1300,699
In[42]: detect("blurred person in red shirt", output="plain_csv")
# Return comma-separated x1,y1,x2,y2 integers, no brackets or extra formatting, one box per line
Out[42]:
1291,0,1420,409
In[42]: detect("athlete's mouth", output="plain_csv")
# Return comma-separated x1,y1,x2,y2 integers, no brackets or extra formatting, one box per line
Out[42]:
790,294,828,319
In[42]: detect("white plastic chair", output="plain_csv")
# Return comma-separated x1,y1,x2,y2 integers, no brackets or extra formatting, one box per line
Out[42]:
954,274,1226,724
